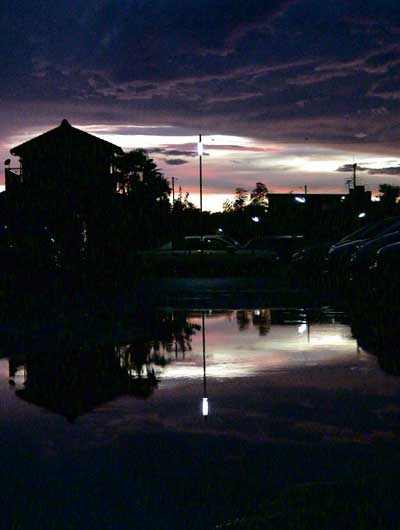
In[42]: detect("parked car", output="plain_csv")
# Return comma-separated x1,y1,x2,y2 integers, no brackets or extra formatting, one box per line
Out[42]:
349,231,400,279
245,235,305,262
331,217,400,249
291,242,332,272
157,235,242,254
328,217,400,279
371,241,400,293
141,235,279,274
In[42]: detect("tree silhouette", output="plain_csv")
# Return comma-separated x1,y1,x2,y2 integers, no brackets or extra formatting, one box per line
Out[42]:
250,182,269,208
173,187,197,214
113,149,171,249
379,183,400,214
114,149,171,203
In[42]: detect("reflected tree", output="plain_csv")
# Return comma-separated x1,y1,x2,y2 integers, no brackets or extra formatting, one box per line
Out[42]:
236,311,251,331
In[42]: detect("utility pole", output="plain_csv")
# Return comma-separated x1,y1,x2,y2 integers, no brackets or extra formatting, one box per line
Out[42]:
304,184,308,195
353,163,357,189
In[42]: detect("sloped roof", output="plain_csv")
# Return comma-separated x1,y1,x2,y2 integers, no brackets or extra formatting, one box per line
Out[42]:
10,119,124,157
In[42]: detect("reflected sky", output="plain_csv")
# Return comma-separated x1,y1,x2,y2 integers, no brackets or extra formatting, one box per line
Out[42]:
159,310,360,384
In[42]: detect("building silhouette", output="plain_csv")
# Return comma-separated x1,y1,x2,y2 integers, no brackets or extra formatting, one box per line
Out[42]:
5,119,123,265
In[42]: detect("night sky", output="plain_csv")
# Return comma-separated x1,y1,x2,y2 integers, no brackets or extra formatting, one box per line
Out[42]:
2,0,400,210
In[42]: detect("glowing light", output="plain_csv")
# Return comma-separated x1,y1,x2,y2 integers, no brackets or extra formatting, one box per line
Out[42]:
202,397,209,416
252,216,260,222
217,228,223,233
295,196,306,204
358,212,366,218
341,195,346,201
298,323,307,334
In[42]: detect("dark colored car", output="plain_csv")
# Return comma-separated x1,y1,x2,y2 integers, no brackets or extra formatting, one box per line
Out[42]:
349,231,400,278
245,235,305,262
372,241,400,293
328,217,400,279
141,235,279,274
332,217,400,248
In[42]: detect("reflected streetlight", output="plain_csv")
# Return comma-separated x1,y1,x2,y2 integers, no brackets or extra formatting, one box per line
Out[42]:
298,323,307,334
201,311,209,419
202,397,209,416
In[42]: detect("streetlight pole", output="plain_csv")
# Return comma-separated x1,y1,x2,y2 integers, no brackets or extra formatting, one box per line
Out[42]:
199,134,203,213
198,134,204,256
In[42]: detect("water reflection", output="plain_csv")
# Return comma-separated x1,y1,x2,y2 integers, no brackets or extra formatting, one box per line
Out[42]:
4,306,400,419
6,312,200,420
349,305,400,376
236,309,271,335
201,312,209,418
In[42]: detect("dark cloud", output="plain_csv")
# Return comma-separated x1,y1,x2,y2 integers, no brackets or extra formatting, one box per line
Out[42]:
147,147,197,157
164,159,188,166
2,0,400,188
337,164,400,176
369,166,400,175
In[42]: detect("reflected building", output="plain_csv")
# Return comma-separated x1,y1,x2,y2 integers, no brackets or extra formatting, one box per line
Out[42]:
8,310,199,420
12,343,160,421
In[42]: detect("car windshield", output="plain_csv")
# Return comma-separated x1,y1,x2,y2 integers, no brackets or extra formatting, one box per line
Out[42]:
337,217,400,244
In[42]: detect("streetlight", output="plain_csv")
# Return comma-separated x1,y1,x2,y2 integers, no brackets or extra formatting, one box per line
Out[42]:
198,134,204,255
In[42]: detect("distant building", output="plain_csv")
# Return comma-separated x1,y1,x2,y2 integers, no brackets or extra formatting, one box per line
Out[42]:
268,192,344,214
348,185,372,211
268,189,371,214
266,190,372,238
